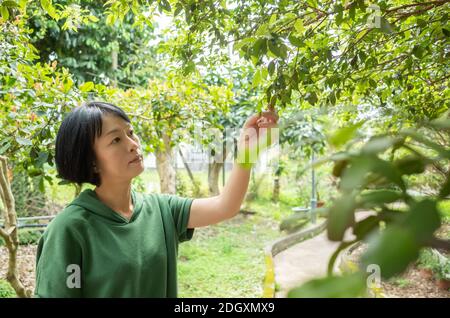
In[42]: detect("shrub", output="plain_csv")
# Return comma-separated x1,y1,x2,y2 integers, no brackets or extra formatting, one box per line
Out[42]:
0,279,16,298
0,229,43,246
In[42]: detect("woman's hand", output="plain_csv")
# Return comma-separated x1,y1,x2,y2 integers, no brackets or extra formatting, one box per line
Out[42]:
236,108,279,168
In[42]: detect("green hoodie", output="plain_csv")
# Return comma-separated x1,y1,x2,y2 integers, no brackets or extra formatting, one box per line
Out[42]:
34,189,194,298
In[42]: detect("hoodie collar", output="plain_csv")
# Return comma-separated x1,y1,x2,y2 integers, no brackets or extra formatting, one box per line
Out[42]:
68,188,143,224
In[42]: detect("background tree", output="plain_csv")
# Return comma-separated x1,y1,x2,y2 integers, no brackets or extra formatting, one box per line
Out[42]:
0,12,81,297
100,0,448,121
83,75,233,194
27,0,162,87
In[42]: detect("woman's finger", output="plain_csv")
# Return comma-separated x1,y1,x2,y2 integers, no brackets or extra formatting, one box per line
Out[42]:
243,114,261,127
260,111,279,123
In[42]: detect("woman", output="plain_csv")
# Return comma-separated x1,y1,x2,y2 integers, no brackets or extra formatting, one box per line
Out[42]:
34,101,278,297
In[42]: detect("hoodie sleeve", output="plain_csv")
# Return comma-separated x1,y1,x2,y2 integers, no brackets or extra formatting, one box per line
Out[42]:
34,216,84,298
164,195,195,242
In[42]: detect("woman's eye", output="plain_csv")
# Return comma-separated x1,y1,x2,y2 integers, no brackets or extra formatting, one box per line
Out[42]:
112,137,120,144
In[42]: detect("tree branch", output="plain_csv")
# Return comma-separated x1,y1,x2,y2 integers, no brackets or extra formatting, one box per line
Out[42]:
428,237,450,251
386,0,449,14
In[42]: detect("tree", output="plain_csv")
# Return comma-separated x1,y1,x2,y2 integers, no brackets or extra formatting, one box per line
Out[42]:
84,75,233,194
0,12,81,297
26,0,162,88
290,115,450,297
0,156,32,297
99,0,448,122
201,65,259,195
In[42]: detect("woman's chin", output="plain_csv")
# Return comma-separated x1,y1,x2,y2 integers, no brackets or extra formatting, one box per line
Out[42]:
133,165,145,175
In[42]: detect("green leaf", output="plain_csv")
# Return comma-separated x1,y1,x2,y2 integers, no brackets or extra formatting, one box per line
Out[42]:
403,199,441,244
380,17,394,34
88,15,99,23
0,141,11,155
252,38,267,57
305,91,318,106
288,272,366,298
340,157,373,191
288,34,303,47
439,172,450,198
269,13,277,25
40,0,59,20
255,23,269,36
2,1,18,8
268,40,282,57
327,195,356,241
279,44,288,59
36,152,49,167
1,6,9,20
28,168,42,177
16,137,32,146
332,159,349,177
361,226,419,279
252,69,262,88
268,61,275,76
79,81,95,92
361,136,403,155
402,129,450,159
394,156,426,175
294,19,304,34
353,215,380,240
39,176,45,192
233,37,254,51
412,45,425,58
62,78,74,93
158,0,171,12
358,190,404,208
371,157,406,191
335,4,344,25
58,179,71,185
328,121,363,148
18,0,27,10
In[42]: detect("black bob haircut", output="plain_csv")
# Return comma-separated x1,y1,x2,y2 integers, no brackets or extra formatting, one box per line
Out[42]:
55,101,131,186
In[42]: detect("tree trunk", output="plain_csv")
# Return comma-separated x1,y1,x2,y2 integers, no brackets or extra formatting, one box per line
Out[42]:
178,148,200,195
208,143,228,196
272,177,280,202
0,156,31,298
208,162,223,196
155,133,176,194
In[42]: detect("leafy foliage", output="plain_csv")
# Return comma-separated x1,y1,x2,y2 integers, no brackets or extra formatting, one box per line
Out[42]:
27,0,161,87
0,16,81,185
99,0,448,122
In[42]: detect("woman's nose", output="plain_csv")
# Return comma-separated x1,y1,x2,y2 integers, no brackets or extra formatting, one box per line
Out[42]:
127,136,140,152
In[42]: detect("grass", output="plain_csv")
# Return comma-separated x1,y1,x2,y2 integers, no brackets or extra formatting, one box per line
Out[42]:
389,277,411,288
0,279,15,298
437,200,450,223
178,197,292,298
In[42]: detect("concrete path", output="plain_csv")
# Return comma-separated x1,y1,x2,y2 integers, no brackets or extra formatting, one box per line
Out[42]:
274,212,372,298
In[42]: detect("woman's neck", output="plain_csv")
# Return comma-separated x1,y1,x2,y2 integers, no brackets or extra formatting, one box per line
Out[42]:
94,181,134,219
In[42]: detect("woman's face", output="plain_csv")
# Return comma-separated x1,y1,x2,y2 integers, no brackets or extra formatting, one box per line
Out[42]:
93,114,144,184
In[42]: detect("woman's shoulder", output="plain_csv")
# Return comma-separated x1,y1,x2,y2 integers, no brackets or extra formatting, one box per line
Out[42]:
46,205,90,233
139,192,185,205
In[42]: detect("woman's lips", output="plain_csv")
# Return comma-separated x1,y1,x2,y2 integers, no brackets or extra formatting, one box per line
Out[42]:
129,155,143,164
